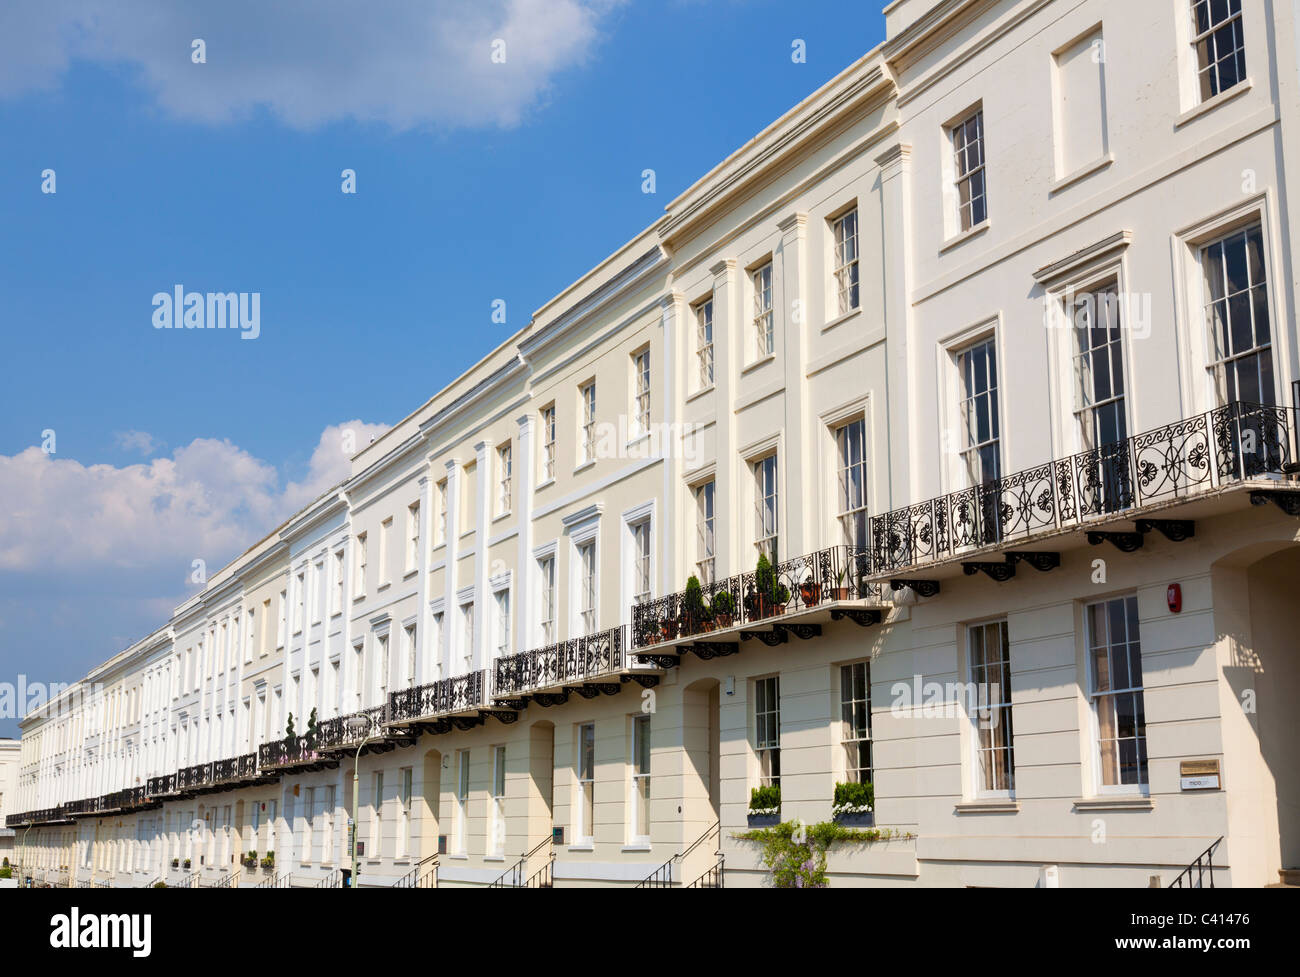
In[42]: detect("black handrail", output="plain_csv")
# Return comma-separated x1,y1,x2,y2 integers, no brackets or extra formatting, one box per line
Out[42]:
1168,836,1223,888
636,821,719,888
392,852,439,888
687,855,724,888
489,835,553,888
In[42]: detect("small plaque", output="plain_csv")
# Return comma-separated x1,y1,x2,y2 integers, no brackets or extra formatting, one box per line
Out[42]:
1180,759,1220,790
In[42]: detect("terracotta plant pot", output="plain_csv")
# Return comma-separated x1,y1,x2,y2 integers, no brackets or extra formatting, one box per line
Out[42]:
800,583,822,607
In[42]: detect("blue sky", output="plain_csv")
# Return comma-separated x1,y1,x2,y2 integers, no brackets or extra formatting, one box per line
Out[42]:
0,0,886,735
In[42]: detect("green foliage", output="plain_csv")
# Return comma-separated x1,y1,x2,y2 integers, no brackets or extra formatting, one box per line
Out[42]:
748,784,780,812
833,781,874,810
682,575,708,628
0,866,12,879
754,553,790,606
709,590,734,618
734,820,911,888
154,881,168,888
285,712,295,738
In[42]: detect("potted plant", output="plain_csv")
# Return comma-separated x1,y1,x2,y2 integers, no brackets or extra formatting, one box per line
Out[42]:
754,554,790,618
242,851,258,869
748,785,781,827
182,858,191,870
153,881,168,888
284,712,295,743
306,708,319,750
710,591,735,628
831,562,852,601
661,615,679,641
799,576,822,607
681,576,709,635
171,858,179,870
832,781,874,827
261,852,275,870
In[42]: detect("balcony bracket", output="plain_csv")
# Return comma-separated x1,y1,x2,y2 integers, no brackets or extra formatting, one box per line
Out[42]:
890,579,940,598
487,710,520,725
634,653,681,670
494,698,529,711
532,690,571,708
830,608,883,627
450,716,485,731
1250,490,1300,516
623,674,661,689
1135,519,1196,542
739,629,788,647
687,641,741,659
1005,551,1061,572
962,561,1016,582
774,623,822,640
1086,531,1144,553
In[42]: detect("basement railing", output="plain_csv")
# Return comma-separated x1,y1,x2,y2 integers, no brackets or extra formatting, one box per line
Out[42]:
1168,836,1223,888
636,820,719,888
488,835,554,888
391,853,439,889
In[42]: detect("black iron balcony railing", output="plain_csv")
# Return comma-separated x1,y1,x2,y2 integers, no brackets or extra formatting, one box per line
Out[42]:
631,544,878,650
871,401,1298,575
316,705,390,748
389,671,487,724
493,624,631,698
259,708,394,769
258,735,325,770
147,773,177,796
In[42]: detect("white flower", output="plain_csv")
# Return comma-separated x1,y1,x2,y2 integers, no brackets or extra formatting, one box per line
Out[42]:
832,803,873,816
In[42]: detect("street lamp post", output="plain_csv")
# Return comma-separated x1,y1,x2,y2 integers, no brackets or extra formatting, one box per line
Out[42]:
346,717,375,890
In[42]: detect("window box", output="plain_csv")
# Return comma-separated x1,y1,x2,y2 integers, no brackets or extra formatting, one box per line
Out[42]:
748,784,780,827
832,781,874,827
831,810,874,828
746,812,780,829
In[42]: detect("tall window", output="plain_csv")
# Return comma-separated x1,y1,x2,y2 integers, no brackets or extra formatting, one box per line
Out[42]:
461,603,474,671
353,643,363,709
436,481,448,545
1191,0,1245,101
580,381,597,464
491,745,506,857
404,623,417,688
840,662,872,785
1087,595,1147,789
353,533,367,598
631,521,652,605
578,541,597,634
577,723,596,841
294,572,305,633
958,338,1001,484
379,517,393,585
754,455,779,560
432,612,444,680
1203,224,1274,405
333,550,344,615
695,480,715,585
302,787,315,859
835,418,868,549
376,633,390,702
1072,282,1129,512
968,620,1014,795
754,677,780,787
695,298,714,388
752,262,774,358
455,750,470,853
833,208,860,314
494,590,511,660
321,785,336,863
497,443,512,515
631,715,651,840
398,768,412,858
951,109,987,232
370,771,384,856
539,556,556,644
541,405,557,481
406,502,420,573
632,349,651,437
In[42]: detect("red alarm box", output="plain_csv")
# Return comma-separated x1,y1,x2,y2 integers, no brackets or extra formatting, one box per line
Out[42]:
1167,583,1182,613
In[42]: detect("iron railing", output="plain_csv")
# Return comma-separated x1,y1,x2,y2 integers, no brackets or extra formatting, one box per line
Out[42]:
493,624,632,697
389,671,487,724
687,856,724,888
255,872,292,889
391,853,439,889
872,401,1298,574
631,545,878,649
214,870,240,888
315,869,341,889
1168,836,1223,888
636,821,719,888
488,836,554,888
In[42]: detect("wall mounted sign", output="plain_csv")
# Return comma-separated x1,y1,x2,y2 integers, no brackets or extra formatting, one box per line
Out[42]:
1180,759,1220,790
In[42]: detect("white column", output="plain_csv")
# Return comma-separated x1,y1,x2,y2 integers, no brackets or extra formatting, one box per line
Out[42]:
711,259,739,576
777,211,809,557
473,439,494,671
417,464,435,685
442,459,462,676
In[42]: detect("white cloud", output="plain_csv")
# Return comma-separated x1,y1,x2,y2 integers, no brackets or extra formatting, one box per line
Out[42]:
113,429,162,455
0,0,623,130
0,419,389,577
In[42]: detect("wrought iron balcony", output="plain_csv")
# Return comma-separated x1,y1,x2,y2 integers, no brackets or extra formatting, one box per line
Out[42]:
492,624,648,700
258,735,329,771
870,400,1299,577
388,671,488,725
630,544,882,650
258,708,401,770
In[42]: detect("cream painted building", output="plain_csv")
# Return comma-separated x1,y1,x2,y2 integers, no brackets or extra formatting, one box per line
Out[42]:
9,0,1299,888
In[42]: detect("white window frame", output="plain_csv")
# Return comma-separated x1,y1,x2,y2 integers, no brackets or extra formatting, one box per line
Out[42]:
751,261,774,359
1086,594,1148,794
1200,222,1276,406
694,480,715,585
966,620,1014,799
629,714,651,844
1190,0,1246,103
753,454,779,561
839,660,872,787
490,745,507,857
694,297,714,389
455,749,470,854
541,405,557,482
497,442,513,516
631,348,651,439
579,381,597,465
832,207,860,315
835,417,868,550
950,108,987,233
353,533,367,599
576,722,596,843
406,502,420,574
754,676,780,788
